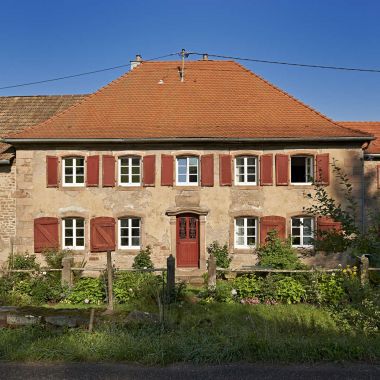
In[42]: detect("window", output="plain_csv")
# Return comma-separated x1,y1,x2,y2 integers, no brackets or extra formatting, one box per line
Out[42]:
291,156,313,184
118,218,141,249
176,156,199,185
234,217,257,248
62,218,85,249
291,217,314,247
118,157,141,186
62,157,84,186
235,156,257,185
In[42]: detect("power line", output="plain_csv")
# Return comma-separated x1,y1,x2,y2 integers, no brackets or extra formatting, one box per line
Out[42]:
0,52,180,90
189,52,380,73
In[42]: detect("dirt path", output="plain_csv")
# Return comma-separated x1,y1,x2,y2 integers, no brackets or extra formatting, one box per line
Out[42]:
0,362,378,379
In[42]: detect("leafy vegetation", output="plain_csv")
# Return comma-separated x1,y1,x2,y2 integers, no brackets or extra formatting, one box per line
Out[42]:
132,246,154,270
207,241,232,269
66,277,106,305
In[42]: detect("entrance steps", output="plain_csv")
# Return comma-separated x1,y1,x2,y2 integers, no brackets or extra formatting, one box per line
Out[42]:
175,268,205,285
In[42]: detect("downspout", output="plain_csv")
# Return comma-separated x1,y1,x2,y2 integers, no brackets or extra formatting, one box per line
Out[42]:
360,149,366,234
0,159,11,165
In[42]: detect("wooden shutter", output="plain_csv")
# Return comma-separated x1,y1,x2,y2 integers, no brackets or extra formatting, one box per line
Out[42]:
317,216,342,234
276,154,289,186
201,154,214,186
316,154,330,185
260,216,286,244
219,155,232,186
86,155,99,187
90,217,116,252
143,155,155,186
46,156,59,187
260,154,273,185
102,155,115,187
34,217,59,253
161,155,174,186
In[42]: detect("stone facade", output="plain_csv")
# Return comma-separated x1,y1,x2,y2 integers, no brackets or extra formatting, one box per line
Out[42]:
0,162,16,260
11,142,364,272
363,159,380,229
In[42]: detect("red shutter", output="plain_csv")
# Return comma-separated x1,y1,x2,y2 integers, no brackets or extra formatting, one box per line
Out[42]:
86,155,99,187
102,155,115,187
90,217,116,252
260,154,273,185
161,155,174,186
260,216,286,244
219,155,232,186
378,165,380,189
143,155,156,186
316,154,330,185
46,156,59,187
201,154,214,186
276,154,289,186
34,217,59,253
317,216,342,234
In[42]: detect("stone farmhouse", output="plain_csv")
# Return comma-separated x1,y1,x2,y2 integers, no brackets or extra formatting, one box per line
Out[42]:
0,56,378,276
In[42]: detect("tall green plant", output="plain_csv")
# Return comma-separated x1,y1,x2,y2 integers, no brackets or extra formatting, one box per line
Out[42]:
132,246,154,270
207,241,232,269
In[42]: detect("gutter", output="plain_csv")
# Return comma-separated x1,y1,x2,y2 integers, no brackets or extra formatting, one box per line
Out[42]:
0,159,11,165
4,136,375,144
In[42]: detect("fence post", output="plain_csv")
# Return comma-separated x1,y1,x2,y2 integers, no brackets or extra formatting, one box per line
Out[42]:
106,250,114,311
208,254,216,289
166,255,175,302
61,256,73,288
359,254,369,285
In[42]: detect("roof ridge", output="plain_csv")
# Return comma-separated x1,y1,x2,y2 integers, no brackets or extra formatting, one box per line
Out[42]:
0,94,88,99
233,61,368,137
339,120,380,123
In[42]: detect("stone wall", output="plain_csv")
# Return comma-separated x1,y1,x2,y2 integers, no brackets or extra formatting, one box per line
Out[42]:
13,143,364,271
0,162,16,262
363,159,380,229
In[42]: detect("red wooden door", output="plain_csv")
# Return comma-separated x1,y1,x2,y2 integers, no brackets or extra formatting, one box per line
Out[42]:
176,214,199,267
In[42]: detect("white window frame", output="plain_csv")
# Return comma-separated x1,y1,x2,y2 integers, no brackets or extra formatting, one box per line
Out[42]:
234,156,258,185
118,156,141,186
62,218,85,250
290,155,313,185
291,217,314,248
234,217,258,249
118,218,141,249
176,156,199,186
62,157,85,187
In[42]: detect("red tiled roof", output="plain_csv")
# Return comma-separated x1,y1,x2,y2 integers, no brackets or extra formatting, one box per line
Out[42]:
8,61,370,140
0,95,86,160
339,122,380,153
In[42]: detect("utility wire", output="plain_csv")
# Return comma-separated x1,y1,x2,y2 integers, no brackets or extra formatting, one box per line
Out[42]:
0,52,180,90
189,52,380,73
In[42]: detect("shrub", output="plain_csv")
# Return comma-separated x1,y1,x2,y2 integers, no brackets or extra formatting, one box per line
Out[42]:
66,277,105,305
257,230,305,269
207,241,231,269
274,277,306,304
9,252,40,270
132,246,154,270
42,248,71,269
232,275,262,299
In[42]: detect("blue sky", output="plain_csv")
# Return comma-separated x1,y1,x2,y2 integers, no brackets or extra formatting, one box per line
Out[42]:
0,0,379,120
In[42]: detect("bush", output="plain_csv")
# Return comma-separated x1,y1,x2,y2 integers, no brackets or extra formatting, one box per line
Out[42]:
274,277,306,304
257,230,305,269
132,246,154,270
9,252,40,270
42,248,71,269
207,241,231,269
232,275,262,299
66,277,105,305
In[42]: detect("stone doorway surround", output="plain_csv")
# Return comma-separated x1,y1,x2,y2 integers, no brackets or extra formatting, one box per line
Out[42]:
166,207,209,272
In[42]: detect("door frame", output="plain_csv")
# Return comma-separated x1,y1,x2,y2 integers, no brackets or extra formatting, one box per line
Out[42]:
166,207,208,271
176,213,200,268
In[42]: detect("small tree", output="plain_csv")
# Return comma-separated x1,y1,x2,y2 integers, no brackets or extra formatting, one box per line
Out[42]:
132,245,154,270
257,230,305,269
207,241,232,269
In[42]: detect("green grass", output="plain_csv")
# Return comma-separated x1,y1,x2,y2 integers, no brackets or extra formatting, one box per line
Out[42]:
0,303,378,364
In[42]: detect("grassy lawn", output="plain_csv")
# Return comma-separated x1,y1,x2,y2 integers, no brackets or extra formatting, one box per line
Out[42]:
0,303,378,364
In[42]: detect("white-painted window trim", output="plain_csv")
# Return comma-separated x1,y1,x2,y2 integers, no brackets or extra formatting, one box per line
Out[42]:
234,217,258,249
118,218,141,249
290,155,313,185
234,156,258,185
118,156,141,186
62,157,85,187
176,156,199,186
291,217,314,248
62,218,85,250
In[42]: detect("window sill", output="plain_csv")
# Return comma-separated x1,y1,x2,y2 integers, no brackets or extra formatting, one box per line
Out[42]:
174,185,201,190
61,186,86,191
287,184,314,190
116,249,140,255
233,248,256,254
116,185,144,191
232,185,260,190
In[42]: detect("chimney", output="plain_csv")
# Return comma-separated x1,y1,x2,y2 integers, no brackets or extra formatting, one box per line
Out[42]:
202,53,208,61
130,54,142,70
